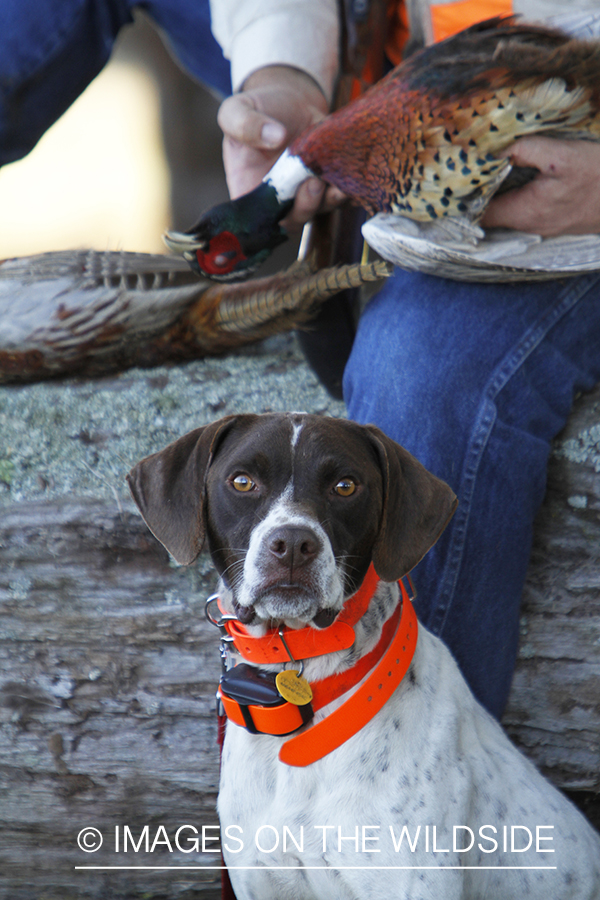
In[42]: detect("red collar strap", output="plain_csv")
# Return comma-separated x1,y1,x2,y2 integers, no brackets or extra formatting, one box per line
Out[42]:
218,579,418,766
220,563,380,664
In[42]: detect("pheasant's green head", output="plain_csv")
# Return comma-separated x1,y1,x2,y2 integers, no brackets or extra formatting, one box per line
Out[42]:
164,183,293,281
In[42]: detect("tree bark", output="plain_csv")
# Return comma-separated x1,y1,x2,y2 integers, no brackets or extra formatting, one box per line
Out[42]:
502,384,600,790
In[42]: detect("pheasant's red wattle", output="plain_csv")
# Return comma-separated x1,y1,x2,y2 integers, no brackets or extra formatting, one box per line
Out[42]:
196,231,247,276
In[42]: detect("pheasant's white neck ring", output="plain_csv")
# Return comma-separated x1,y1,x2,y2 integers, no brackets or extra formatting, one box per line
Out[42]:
263,150,315,203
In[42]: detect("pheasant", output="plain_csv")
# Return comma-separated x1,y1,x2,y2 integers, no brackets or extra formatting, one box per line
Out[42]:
165,16,600,280
0,250,389,383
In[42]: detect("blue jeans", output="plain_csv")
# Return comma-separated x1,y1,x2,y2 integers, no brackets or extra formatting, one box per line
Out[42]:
0,0,230,165
345,269,600,719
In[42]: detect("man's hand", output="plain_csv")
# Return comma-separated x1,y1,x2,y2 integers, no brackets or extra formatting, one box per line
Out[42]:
482,136,600,236
217,65,346,230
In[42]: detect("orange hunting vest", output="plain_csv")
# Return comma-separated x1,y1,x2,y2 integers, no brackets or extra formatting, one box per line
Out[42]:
386,0,514,64
353,0,513,96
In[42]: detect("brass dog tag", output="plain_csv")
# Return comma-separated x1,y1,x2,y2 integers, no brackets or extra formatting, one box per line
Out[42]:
276,670,313,706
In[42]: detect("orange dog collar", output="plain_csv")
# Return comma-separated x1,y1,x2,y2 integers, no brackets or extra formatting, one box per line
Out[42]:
219,563,380,664
217,578,418,766
280,585,417,766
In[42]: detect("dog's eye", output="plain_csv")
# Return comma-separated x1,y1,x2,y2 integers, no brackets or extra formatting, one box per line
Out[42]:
334,477,356,497
231,474,255,493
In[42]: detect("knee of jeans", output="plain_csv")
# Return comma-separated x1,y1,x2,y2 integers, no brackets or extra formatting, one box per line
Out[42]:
0,0,134,163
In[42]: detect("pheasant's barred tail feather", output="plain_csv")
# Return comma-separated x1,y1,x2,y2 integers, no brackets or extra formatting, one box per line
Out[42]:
201,259,391,336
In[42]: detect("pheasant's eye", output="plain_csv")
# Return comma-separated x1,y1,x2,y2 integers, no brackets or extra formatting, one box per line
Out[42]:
334,477,357,497
212,252,236,269
232,474,256,493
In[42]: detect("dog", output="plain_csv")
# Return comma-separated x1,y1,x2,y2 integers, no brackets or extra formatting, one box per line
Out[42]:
128,412,600,900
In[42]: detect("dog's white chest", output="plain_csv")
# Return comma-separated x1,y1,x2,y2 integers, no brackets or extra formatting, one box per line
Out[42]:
218,710,407,899
217,631,600,900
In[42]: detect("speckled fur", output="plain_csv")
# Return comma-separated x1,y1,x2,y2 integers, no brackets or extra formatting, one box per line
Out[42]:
212,421,600,900
127,414,600,900
220,622,600,900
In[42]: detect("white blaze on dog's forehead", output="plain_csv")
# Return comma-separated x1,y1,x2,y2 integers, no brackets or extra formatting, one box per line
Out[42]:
279,480,294,502
287,411,307,448
291,422,303,448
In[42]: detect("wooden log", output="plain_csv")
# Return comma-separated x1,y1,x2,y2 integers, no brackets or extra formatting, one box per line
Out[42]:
502,383,600,790
0,498,224,898
0,336,345,899
0,337,599,899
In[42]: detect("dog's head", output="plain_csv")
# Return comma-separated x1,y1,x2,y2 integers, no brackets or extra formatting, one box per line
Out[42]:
127,413,456,627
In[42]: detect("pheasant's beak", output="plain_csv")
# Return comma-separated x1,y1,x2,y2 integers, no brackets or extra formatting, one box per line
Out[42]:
163,229,207,257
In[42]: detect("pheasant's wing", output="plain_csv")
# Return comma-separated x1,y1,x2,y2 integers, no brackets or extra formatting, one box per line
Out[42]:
363,212,600,281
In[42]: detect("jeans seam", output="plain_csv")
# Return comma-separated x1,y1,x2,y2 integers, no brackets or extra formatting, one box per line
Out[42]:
428,272,600,637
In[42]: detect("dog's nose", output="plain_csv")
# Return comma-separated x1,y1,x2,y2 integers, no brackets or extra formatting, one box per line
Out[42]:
267,526,321,569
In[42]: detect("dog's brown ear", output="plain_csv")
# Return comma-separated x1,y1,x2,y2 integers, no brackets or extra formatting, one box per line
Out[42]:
366,425,458,582
126,416,239,565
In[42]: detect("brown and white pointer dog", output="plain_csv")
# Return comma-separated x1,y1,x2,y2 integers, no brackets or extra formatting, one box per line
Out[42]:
128,413,600,900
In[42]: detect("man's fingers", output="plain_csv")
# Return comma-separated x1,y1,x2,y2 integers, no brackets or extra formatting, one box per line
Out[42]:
482,138,600,235
217,93,287,149
480,182,542,231
497,136,572,176
280,180,348,231
281,178,325,230
323,185,348,210
222,137,277,198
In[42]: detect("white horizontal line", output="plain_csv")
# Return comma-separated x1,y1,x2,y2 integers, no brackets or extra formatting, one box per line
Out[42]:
75,865,558,871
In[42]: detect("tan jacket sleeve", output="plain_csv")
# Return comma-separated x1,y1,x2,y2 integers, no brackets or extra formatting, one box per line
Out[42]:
209,0,340,104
